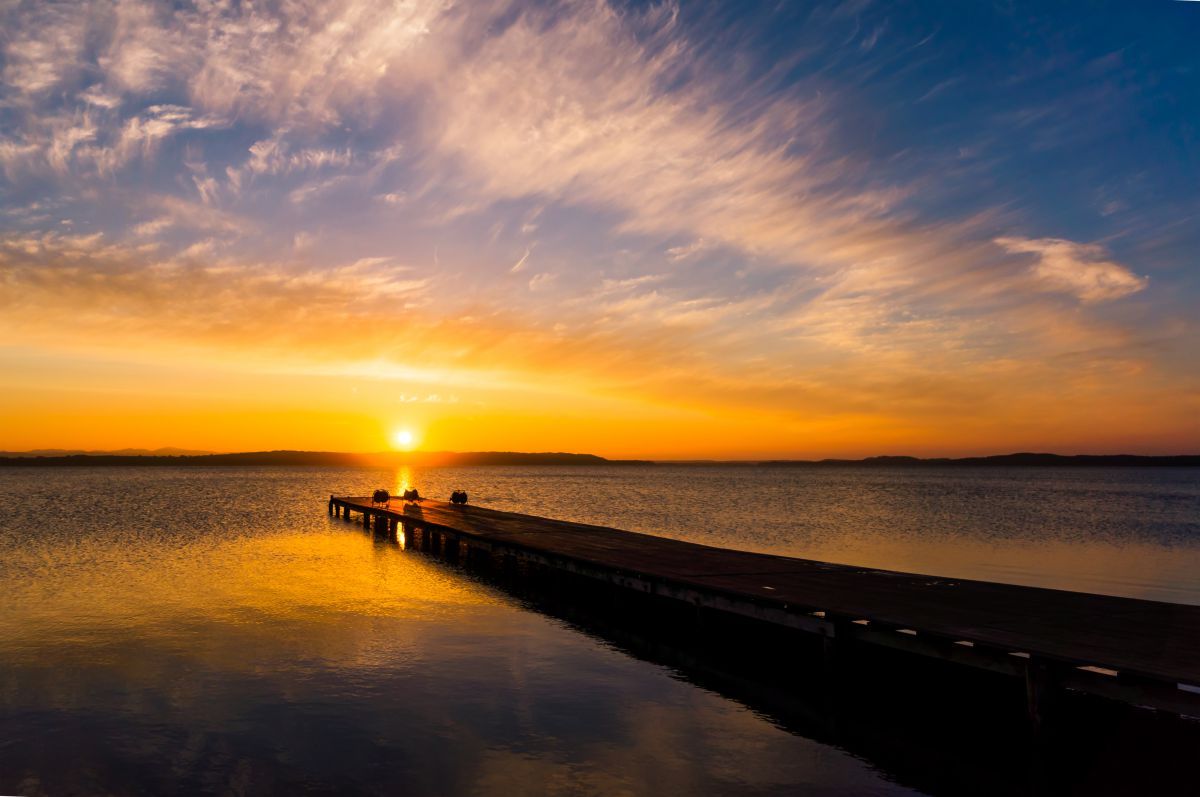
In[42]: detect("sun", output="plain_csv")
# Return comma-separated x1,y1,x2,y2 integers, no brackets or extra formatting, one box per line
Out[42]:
392,428,416,450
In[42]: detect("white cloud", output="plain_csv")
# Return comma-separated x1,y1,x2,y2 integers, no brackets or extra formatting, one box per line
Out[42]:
996,237,1148,302
241,134,353,177
665,239,713,262
78,84,122,109
98,0,189,94
509,245,533,273
528,272,557,292
132,217,173,237
1,3,89,96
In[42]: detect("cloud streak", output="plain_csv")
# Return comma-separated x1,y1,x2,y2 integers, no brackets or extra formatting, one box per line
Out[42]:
0,0,1193,454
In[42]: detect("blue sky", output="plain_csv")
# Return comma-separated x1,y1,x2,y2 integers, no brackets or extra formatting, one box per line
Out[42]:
0,0,1196,456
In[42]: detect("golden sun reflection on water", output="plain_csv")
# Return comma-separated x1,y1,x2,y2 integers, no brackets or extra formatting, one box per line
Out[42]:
0,524,500,660
396,465,414,496
3,466,1055,796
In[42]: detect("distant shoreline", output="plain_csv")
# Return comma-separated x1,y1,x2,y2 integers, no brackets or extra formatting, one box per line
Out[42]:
730,453,1199,467
0,450,653,467
0,450,1197,467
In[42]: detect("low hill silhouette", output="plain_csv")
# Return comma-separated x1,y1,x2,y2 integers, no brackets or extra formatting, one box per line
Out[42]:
757,453,1200,467
0,450,653,467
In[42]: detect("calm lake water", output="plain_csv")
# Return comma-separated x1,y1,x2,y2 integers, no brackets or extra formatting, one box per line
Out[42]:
2,465,1198,795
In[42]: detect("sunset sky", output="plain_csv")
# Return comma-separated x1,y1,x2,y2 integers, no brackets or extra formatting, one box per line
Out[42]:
1,0,1197,458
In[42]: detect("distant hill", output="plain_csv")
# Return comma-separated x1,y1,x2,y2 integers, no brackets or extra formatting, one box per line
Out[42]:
756,453,1200,467
0,447,214,457
0,450,652,467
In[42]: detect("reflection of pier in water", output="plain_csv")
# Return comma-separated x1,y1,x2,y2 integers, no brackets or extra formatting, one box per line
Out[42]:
332,495,1200,795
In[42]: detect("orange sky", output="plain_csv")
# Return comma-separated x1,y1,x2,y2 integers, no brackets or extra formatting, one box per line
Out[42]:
1,331,1194,457
1,0,1197,458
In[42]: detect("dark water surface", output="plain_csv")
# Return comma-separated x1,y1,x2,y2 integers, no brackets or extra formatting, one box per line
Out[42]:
2,465,1198,795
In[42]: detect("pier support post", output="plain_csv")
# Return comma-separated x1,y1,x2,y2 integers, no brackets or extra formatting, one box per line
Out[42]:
820,617,850,737
822,618,847,680
328,496,334,515
1025,657,1058,738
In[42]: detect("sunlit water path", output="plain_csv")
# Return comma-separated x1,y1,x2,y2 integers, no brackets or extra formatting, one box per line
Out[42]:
2,465,1198,795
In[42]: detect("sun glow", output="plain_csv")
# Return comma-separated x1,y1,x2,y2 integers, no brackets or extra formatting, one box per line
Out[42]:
392,428,416,450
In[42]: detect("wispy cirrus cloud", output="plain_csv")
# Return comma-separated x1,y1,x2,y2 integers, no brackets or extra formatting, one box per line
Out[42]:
0,0,1193,454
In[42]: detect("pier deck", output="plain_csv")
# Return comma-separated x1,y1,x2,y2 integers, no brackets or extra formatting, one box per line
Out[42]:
330,496,1200,717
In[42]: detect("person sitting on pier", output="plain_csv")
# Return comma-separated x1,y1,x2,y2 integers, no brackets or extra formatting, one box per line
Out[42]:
402,488,422,503
450,490,468,505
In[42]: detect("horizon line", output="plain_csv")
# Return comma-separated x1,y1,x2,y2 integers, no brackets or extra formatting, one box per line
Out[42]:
2,448,1199,462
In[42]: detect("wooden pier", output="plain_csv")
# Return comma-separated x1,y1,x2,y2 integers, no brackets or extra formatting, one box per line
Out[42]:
329,495,1200,722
